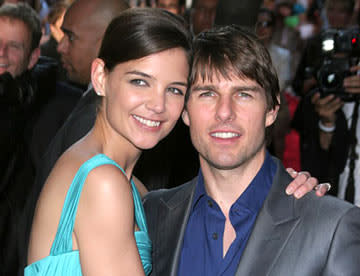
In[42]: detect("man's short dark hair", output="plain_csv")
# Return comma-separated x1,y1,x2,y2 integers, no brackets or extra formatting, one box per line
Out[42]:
189,25,280,110
0,3,42,52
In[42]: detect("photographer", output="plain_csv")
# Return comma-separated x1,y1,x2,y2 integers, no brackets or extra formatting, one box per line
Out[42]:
293,0,360,205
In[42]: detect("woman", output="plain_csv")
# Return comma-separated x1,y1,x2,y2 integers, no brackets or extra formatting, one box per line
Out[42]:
26,8,191,275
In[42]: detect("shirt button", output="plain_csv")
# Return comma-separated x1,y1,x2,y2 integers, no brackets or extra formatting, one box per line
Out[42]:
207,200,213,207
212,233,218,240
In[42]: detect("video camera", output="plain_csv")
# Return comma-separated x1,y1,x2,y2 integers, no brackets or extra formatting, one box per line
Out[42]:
316,27,360,101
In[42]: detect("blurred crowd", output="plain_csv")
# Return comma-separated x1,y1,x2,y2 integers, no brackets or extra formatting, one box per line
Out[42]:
1,0,360,275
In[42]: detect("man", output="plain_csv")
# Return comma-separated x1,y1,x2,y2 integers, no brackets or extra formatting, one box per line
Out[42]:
0,3,40,77
0,3,50,275
144,25,360,275
156,0,185,15
293,0,360,205
57,0,128,86
189,0,218,35
214,0,263,28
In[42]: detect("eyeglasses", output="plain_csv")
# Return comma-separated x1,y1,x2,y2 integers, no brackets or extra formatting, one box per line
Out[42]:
256,21,274,28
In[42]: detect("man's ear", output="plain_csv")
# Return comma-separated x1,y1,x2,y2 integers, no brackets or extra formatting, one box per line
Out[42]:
265,95,281,127
91,58,106,96
27,47,40,70
182,108,190,126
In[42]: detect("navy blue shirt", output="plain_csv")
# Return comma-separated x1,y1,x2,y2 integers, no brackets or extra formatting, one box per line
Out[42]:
177,153,277,276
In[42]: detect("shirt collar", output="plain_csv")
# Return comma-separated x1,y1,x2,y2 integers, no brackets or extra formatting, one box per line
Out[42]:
191,151,277,213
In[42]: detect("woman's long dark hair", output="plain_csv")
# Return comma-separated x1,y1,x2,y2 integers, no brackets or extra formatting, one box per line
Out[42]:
98,8,193,71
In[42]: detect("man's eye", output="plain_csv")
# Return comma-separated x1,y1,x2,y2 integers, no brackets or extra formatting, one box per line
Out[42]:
130,79,147,86
168,87,184,96
8,43,21,50
238,92,252,98
199,91,214,97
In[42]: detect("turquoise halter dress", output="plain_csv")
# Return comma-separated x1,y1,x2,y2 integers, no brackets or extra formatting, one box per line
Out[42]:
25,154,152,275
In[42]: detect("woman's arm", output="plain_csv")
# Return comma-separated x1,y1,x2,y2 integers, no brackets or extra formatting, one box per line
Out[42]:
75,164,145,276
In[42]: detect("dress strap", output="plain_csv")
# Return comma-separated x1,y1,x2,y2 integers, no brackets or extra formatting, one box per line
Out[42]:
131,180,149,233
50,154,128,255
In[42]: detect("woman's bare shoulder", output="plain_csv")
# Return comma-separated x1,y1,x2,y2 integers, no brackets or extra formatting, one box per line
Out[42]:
45,147,95,186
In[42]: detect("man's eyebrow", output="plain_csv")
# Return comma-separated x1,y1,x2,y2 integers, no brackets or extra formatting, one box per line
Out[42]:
191,84,263,93
233,85,263,93
191,84,217,92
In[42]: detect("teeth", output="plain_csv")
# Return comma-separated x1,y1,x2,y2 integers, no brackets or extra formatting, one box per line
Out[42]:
211,132,239,138
0,64,7,67
133,115,160,127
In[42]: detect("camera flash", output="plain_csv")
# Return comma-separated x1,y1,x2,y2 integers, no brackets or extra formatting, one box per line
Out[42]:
322,39,334,52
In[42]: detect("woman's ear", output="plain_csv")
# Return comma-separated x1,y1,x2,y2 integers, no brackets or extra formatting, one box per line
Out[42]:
91,58,106,96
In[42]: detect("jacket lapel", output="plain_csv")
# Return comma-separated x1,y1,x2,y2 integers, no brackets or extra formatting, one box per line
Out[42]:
152,178,197,276
235,159,301,276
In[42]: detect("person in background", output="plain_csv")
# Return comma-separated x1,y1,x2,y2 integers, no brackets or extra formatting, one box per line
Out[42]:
189,0,218,35
40,0,73,81
292,0,360,205
156,0,185,15
256,7,292,161
0,3,44,274
40,0,70,62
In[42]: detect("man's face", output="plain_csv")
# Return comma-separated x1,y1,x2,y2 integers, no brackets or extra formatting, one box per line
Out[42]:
157,0,182,15
57,5,102,85
182,72,278,171
326,3,352,28
256,13,274,43
191,0,218,35
0,17,33,77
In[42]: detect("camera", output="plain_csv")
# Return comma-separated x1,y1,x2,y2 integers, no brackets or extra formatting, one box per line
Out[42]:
316,27,360,101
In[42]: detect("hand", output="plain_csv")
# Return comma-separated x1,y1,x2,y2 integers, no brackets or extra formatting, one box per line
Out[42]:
311,92,343,125
285,168,330,198
344,65,360,94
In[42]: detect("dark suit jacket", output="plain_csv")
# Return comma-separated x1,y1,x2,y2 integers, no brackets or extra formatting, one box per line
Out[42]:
144,158,360,276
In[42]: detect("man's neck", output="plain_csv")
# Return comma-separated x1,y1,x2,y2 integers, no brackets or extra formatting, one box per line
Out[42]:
199,150,266,214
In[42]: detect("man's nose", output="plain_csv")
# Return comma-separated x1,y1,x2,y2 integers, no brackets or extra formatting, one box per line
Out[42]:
215,96,235,122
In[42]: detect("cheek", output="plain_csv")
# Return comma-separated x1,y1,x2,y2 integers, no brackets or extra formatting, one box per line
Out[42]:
167,97,185,120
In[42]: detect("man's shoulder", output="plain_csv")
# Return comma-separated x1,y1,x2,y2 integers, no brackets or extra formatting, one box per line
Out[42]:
144,178,197,207
271,157,359,224
296,191,360,222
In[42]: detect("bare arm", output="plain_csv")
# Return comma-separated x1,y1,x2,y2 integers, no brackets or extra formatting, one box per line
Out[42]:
75,165,145,276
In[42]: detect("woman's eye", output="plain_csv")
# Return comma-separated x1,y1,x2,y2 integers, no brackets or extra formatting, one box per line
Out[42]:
130,79,147,86
168,87,184,95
